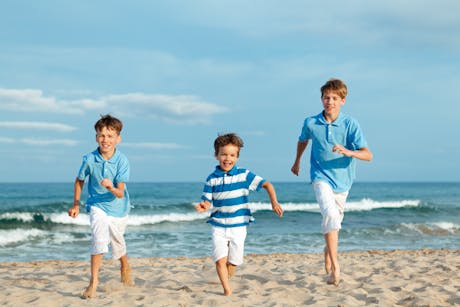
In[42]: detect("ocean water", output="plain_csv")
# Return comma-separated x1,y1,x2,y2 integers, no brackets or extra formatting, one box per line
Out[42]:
0,182,459,263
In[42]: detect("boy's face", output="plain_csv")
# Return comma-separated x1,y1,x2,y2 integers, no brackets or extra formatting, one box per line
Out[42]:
96,126,121,157
321,91,345,115
215,144,239,172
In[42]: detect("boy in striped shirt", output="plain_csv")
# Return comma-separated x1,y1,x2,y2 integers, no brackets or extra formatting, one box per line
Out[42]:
196,133,283,296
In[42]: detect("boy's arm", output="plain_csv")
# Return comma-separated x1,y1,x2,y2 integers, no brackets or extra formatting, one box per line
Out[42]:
261,181,283,217
291,140,308,176
68,178,84,218
100,179,125,198
332,145,373,161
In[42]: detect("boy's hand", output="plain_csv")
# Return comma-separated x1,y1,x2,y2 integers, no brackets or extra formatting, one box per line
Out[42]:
332,144,352,157
100,178,113,190
195,201,210,212
291,163,300,176
272,202,283,217
68,205,79,218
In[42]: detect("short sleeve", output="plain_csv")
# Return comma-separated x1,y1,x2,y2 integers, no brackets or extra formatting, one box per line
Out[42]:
246,171,265,191
298,118,311,142
201,180,213,202
348,120,368,150
114,156,130,183
76,155,90,180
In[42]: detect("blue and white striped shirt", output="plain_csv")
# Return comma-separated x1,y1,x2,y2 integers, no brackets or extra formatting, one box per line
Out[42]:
201,166,265,228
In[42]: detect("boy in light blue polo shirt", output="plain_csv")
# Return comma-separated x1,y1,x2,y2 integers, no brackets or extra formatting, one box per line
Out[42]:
291,79,372,286
68,114,133,298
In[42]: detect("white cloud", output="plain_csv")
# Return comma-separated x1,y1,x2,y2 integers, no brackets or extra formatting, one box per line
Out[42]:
0,137,78,146
0,121,77,132
0,89,228,124
103,93,228,122
122,142,187,149
0,89,83,114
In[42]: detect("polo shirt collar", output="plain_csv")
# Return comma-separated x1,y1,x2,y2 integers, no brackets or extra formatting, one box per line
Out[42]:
318,111,345,126
93,148,120,163
213,165,238,176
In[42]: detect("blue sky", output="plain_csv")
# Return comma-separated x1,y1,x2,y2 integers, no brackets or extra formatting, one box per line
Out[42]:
1,1,459,182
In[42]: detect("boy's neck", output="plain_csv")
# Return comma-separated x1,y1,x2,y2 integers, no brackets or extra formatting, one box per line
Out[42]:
99,148,116,160
323,110,340,123
218,165,235,173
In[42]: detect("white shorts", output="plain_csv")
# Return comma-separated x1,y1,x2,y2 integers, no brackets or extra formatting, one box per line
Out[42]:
212,226,247,266
89,206,129,260
313,180,349,234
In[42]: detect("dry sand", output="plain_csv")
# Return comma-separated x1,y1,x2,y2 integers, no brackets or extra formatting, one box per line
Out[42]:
1,249,459,306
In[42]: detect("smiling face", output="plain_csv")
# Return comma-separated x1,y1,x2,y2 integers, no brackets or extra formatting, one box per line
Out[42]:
96,126,121,160
215,143,240,172
321,90,346,122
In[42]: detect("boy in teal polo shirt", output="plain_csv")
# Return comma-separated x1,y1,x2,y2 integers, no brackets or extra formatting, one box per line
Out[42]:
68,114,133,298
291,79,372,286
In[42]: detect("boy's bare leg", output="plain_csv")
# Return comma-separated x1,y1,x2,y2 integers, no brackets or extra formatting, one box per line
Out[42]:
119,254,134,286
227,263,236,279
324,246,332,274
82,253,103,298
324,230,340,286
216,257,232,296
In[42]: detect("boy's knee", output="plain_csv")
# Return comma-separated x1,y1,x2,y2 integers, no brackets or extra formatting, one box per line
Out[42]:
216,257,228,266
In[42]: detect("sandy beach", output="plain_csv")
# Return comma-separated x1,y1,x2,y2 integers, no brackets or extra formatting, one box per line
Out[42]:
1,249,459,306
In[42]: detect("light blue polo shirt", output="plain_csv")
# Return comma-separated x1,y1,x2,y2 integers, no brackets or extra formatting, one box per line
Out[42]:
299,112,368,192
77,148,130,217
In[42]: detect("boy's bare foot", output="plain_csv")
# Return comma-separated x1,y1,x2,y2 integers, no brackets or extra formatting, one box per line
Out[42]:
81,282,97,299
326,270,340,286
121,266,134,286
223,288,232,296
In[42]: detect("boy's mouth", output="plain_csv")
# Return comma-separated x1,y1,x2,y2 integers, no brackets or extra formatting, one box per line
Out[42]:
100,144,112,150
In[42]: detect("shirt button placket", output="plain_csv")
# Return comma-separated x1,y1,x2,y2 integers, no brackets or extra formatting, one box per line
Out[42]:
102,162,106,178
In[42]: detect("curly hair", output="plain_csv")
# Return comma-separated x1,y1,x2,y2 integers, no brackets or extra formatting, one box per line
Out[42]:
214,133,244,156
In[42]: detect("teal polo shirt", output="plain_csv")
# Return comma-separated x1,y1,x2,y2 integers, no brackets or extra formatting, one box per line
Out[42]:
77,148,131,217
299,112,368,192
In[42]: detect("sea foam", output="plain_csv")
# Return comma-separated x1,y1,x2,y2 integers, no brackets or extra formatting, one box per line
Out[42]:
0,199,421,227
0,228,45,246
249,199,420,213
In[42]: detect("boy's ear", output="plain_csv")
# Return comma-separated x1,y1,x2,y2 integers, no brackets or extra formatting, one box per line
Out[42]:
341,97,346,105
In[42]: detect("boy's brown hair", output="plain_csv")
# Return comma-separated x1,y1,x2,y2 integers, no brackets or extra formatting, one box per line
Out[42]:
320,78,348,99
94,114,123,135
214,133,244,156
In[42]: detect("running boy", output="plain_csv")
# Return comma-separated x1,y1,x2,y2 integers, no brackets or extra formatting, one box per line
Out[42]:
291,79,372,286
68,114,134,298
196,133,283,296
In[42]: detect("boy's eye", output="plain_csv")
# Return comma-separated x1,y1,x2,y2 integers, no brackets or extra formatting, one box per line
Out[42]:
98,134,116,139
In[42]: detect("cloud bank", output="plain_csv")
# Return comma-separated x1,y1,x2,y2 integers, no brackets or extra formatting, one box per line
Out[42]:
0,89,228,124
